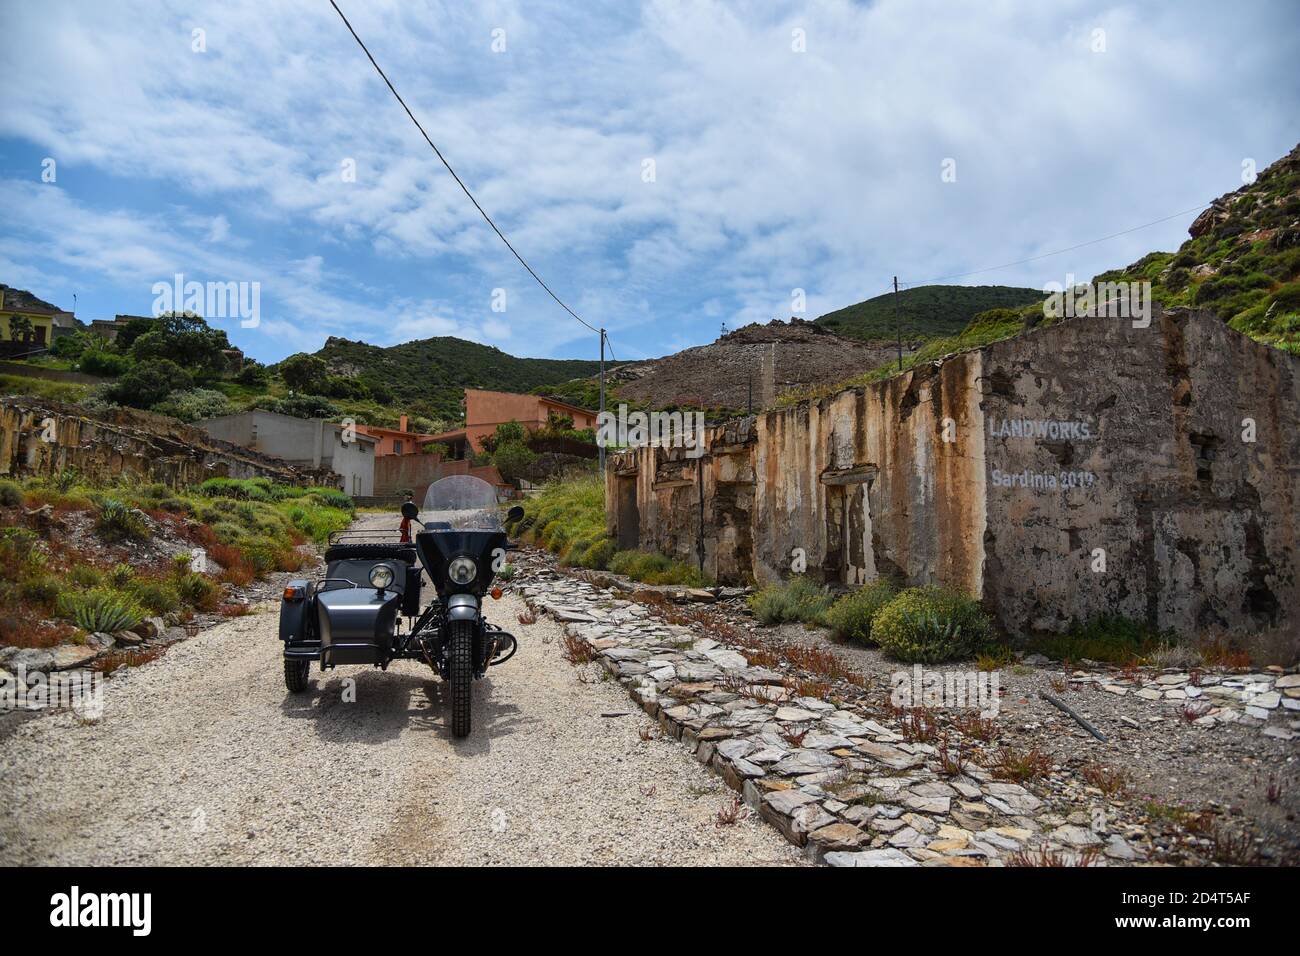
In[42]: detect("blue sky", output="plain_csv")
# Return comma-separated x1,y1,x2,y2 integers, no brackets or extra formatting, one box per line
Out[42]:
1,0,1297,366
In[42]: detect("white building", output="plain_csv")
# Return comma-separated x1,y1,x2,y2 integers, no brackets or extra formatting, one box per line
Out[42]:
199,409,377,496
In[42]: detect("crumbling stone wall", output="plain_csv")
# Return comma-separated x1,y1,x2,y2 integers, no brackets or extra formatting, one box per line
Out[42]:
0,397,333,488
978,308,1299,636
608,309,1300,638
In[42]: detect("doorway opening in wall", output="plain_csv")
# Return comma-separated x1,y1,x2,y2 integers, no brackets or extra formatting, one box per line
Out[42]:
616,473,639,551
820,466,878,585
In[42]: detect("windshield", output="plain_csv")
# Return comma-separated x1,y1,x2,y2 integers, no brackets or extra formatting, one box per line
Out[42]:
420,474,503,530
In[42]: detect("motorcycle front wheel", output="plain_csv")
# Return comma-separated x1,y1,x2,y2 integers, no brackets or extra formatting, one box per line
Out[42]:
447,620,473,738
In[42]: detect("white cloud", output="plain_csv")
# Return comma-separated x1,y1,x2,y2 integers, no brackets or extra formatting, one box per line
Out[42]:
1,0,1296,361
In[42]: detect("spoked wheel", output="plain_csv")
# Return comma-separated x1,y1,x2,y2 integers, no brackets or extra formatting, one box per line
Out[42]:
284,658,311,693
447,620,474,738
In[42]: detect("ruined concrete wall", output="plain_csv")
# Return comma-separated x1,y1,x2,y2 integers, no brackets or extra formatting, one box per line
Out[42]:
979,308,1300,636
607,418,756,582
607,309,1299,638
0,397,331,488
751,355,986,593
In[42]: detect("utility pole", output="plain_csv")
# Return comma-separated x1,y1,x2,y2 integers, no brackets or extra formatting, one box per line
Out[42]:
598,328,606,474
893,275,903,372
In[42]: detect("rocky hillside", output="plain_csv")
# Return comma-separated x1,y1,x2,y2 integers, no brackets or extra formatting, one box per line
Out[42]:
815,284,1044,342
609,319,904,415
1095,142,1300,353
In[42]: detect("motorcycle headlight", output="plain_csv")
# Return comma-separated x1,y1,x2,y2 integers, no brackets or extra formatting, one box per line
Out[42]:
448,556,477,585
369,565,395,590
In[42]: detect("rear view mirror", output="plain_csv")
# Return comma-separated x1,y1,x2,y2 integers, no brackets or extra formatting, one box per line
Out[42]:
506,505,525,524
401,502,419,519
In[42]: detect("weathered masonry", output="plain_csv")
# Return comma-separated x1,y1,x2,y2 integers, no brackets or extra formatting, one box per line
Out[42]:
607,308,1300,637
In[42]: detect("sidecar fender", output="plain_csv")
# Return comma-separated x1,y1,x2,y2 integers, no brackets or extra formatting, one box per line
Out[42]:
279,580,313,643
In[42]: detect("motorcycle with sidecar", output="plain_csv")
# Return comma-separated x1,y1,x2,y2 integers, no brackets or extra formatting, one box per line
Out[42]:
278,474,522,737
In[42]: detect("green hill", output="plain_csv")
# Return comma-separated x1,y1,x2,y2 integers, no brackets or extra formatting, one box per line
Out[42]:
814,284,1044,342
1094,142,1300,354
306,336,610,422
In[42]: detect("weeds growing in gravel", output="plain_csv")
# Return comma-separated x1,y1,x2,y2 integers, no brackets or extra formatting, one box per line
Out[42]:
936,734,967,777
714,797,747,827
1080,761,1130,796
899,707,940,743
951,712,999,742
993,745,1053,783
1010,845,1103,867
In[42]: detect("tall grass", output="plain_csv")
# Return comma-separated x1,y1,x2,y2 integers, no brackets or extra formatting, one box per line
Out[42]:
514,476,709,585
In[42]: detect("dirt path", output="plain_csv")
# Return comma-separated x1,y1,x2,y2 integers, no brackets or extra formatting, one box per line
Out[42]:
0,517,799,867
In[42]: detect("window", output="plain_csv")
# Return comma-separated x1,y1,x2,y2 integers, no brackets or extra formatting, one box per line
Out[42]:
393,440,403,455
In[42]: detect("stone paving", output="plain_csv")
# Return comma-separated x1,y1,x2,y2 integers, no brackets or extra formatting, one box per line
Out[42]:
1062,667,1299,740
520,571,1150,867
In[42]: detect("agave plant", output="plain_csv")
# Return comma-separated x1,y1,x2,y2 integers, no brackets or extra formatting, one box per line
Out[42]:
57,588,145,634
96,498,149,542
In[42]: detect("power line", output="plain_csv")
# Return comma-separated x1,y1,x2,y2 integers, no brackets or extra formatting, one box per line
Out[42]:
327,0,609,350
902,202,1210,286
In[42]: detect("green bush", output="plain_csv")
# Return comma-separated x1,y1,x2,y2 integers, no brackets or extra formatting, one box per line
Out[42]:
581,538,616,570
304,487,353,511
175,572,222,611
151,387,234,423
79,348,132,377
1027,615,1173,665
57,588,146,633
107,563,135,589
492,440,536,481
96,498,149,542
825,579,897,643
68,564,104,589
131,580,181,615
0,479,23,507
748,577,834,626
19,574,63,607
871,586,991,662
106,358,193,409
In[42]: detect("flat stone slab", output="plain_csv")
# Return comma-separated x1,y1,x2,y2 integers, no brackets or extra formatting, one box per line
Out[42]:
824,848,920,867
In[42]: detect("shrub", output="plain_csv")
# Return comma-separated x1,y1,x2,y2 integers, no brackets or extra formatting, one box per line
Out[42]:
106,563,135,589
151,387,234,423
57,588,146,633
872,586,991,663
19,574,63,608
106,358,194,409
492,440,537,481
199,477,274,501
304,487,353,511
1028,615,1174,665
825,578,897,643
96,498,149,542
68,564,104,589
0,479,24,507
175,572,222,611
79,348,132,377
131,580,180,615
748,577,834,626
278,352,329,391
581,538,616,570
607,549,709,586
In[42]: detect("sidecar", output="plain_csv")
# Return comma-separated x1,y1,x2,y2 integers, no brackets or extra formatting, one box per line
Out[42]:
278,533,424,692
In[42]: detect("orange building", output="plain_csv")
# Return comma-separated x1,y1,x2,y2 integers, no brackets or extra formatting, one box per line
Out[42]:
355,414,442,457
427,389,597,459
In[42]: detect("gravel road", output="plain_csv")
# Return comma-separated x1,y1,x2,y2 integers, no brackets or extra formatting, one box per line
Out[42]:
0,522,800,866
